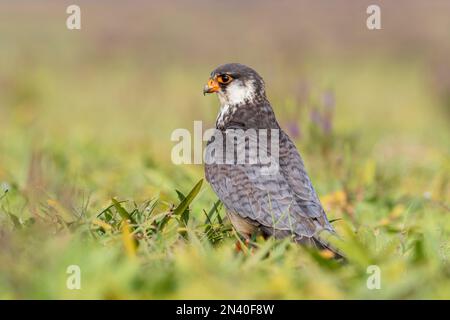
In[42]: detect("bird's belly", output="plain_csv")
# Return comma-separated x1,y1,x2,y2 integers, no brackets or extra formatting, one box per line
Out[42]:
227,211,258,236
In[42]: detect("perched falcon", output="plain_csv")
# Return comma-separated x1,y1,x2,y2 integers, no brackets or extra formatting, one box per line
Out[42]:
203,63,342,258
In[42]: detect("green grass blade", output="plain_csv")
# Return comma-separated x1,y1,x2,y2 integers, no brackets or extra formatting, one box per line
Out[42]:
172,179,203,217
111,198,136,224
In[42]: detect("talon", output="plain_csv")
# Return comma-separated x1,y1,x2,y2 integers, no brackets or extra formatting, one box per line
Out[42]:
235,241,242,252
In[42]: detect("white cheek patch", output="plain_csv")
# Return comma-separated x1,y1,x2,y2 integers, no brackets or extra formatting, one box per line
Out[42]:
218,80,256,106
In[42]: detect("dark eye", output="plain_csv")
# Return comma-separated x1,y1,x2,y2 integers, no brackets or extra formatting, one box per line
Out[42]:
217,74,232,84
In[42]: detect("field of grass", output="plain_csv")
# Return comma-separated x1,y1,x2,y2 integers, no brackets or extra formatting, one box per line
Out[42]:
0,1,449,299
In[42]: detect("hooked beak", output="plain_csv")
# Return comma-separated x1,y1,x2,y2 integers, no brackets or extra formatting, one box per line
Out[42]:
203,78,220,95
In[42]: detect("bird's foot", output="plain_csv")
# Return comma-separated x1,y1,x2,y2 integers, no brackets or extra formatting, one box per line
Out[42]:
235,238,251,253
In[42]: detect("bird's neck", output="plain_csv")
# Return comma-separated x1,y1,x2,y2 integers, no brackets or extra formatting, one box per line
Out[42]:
215,99,279,130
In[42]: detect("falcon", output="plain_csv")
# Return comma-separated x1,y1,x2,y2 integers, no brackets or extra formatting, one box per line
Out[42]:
203,63,342,258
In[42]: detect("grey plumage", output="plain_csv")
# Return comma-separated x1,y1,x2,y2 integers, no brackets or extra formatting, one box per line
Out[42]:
204,63,342,258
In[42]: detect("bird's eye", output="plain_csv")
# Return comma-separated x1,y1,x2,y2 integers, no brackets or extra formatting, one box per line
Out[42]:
217,74,233,84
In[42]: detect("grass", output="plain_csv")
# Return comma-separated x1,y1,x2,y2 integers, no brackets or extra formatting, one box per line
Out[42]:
0,1,449,299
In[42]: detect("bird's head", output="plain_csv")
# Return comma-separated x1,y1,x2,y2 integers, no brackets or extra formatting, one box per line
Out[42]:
203,63,266,106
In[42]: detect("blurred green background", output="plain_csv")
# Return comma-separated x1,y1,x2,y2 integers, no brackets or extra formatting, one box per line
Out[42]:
0,0,448,299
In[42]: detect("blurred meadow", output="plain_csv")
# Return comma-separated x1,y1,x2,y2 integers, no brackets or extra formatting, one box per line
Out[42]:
0,0,449,299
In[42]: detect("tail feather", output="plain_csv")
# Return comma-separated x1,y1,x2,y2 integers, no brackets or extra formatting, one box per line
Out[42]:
259,226,346,262
298,236,346,262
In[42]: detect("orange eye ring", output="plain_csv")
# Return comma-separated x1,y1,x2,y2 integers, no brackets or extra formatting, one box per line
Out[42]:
217,74,233,84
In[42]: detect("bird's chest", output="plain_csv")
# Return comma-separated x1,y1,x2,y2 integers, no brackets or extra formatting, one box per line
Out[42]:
216,104,238,130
